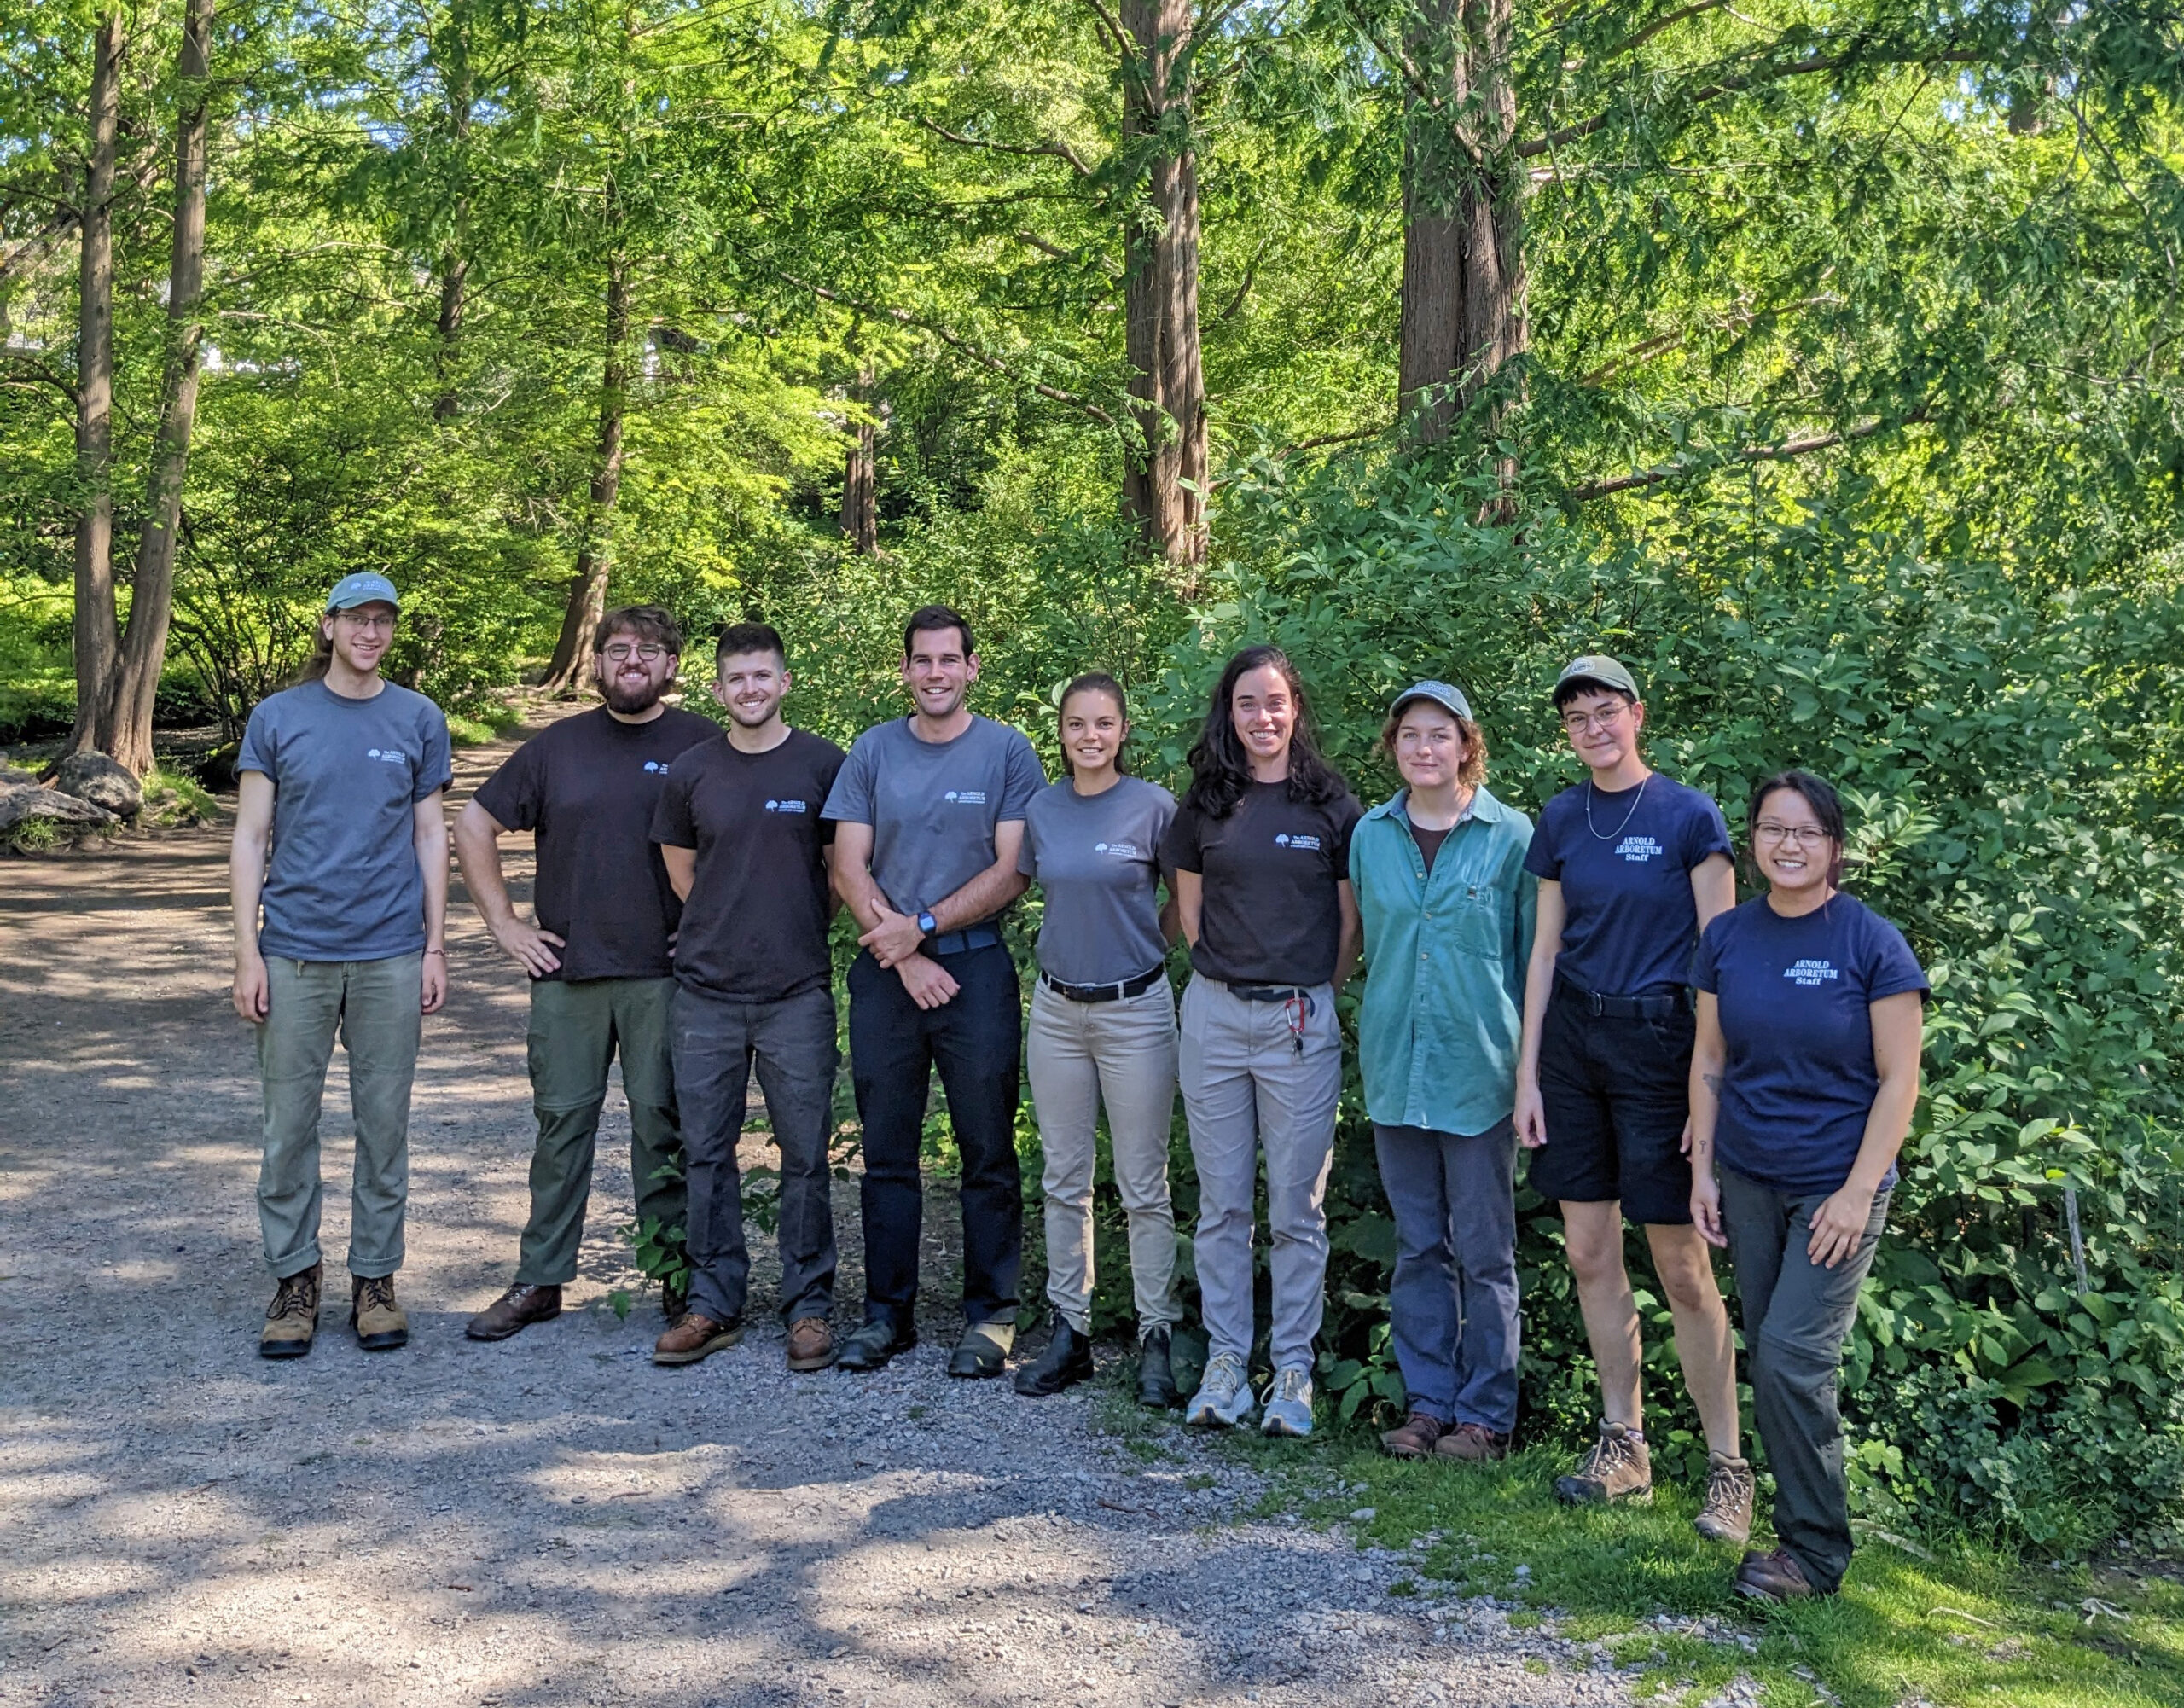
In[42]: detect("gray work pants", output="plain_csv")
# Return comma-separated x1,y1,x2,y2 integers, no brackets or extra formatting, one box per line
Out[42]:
1720,1164,1891,1594
1025,979,1180,1337
1373,1118,1521,1434
1177,974,1341,1371
255,952,422,1279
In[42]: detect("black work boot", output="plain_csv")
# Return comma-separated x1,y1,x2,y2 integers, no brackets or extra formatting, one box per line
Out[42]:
1136,1325,1179,1409
1014,1316,1094,1396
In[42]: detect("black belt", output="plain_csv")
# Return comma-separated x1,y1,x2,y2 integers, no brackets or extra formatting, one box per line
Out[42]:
928,925,1002,956
1040,965,1167,1004
1554,974,1687,1020
1223,981,1314,1003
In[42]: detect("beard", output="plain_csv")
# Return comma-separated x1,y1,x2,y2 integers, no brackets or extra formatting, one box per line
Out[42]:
601,676,666,716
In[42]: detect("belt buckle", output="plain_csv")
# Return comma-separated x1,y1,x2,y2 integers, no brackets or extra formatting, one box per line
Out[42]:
1587,990,1606,1018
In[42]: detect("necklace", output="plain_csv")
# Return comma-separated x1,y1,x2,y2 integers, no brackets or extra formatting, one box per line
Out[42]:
1584,775,1649,841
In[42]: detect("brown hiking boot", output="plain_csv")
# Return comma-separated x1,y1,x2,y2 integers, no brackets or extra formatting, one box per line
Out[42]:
1435,1421,1512,1462
653,1311,743,1366
1735,1548,1821,1601
350,1275,409,1351
1380,1412,1447,1460
1695,1451,1756,1544
786,1316,834,1372
260,1263,321,1359
466,1282,563,1342
1554,1420,1653,1505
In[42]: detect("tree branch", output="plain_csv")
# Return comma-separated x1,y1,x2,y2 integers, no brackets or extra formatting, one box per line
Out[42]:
1565,409,1925,500
915,114,1096,179
1581,0,1732,66
1077,0,1132,58
785,274,1116,427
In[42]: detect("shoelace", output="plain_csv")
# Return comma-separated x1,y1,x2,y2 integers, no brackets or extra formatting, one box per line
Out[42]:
269,1279,315,1320
1583,1430,1634,1479
1705,1460,1753,1508
1269,1368,1310,1405
1203,1351,1247,1398
356,1276,395,1312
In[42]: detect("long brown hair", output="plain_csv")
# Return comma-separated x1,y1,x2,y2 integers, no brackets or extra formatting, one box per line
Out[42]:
294,616,337,684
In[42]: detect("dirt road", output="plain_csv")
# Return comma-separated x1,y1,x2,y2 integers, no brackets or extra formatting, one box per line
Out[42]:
0,719,1637,1708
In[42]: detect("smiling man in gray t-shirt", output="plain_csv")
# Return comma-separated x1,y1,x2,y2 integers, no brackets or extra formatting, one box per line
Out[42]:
822,604,1045,1376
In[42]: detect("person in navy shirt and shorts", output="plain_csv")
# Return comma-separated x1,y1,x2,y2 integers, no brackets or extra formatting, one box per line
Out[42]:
1689,770,1926,1603
1513,654,1751,1542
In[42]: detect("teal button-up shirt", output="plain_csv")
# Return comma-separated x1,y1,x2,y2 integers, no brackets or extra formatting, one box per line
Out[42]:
1349,785,1538,1136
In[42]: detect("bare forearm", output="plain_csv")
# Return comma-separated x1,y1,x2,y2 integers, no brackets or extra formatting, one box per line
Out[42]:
930,863,1029,933
417,817,450,950
1516,949,1555,1079
230,836,268,960
453,814,517,931
1846,1074,1918,1196
833,857,890,933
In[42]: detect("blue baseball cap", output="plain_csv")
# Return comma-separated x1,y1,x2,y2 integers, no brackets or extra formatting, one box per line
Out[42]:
326,572,400,612
1390,679,1475,722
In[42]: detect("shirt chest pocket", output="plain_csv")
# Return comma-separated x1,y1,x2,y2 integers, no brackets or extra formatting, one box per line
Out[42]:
1430,880,1504,958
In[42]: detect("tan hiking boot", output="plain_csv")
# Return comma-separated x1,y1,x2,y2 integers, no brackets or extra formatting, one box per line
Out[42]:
260,1263,322,1359
351,1275,409,1351
1554,1420,1653,1505
786,1316,834,1372
653,1311,743,1366
466,1282,563,1342
1695,1451,1755,1544
1434,1421,1512,1462
1380,1412,1447,1460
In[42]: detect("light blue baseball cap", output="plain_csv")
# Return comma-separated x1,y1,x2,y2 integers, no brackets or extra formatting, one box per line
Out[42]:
1390,679,1475,722
326,572,400,612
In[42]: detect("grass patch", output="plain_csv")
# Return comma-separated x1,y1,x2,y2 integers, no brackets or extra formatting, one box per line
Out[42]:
1222,1426,2184,1708
142,764,219,828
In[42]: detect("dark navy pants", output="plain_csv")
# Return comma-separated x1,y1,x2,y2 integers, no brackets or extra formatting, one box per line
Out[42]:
847,944,1024,1330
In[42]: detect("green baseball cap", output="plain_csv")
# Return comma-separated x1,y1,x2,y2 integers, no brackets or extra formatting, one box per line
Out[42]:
326,572,400,612
1554,654,1641,701
1390,680,1475,722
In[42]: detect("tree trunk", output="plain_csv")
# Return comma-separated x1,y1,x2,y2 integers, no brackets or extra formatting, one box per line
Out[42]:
102,0,213,776
543,229,630,691
841,363,878,554
65,10,123,758
1118,0,1206,571
1397,0,1527,500
432,49,473,422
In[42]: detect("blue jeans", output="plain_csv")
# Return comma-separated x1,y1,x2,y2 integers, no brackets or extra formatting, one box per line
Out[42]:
1372,1117,1521,1433
847,944,1023,1330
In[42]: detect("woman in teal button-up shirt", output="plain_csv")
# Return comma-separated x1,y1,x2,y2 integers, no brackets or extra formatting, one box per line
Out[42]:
1349,682,1536,1464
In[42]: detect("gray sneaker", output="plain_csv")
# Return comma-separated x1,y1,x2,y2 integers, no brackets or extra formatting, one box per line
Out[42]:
1184,1350,1256,1429
1259,1365,1315,1438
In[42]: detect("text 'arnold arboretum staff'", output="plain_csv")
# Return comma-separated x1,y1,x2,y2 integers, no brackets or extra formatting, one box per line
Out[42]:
230,584,1928,1608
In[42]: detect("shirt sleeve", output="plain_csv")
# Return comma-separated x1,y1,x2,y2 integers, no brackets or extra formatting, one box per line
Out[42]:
1161,803,1203,874
998,728,1046,820
650,769,696,849
415,706,454,799
237,701,277,778
1016,802,1041,878
815,746,846,845
1329,793,1365,873
1522,799,1562,880
472,741,540,832
1684,789,1734,868
1861,908,1931,1002
821,735,875,824
1691,912,1727,993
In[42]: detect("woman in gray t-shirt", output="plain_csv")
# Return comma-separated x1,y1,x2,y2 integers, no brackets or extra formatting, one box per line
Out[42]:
1012,673,1182,1407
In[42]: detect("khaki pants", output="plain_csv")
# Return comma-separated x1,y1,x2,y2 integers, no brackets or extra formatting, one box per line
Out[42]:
1025,979,1180,1337
255,952,422,1279
515,976,686,1287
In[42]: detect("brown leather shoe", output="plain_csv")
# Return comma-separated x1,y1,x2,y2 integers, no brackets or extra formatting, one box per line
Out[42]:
350,1274,408,1351
1380,1412,1447,1459
466,1282,563,1342
1435,1421,1512,1462
786,1316,834,1372
259,1262,321,1359
653,1311,743,1366
1554,1420,1653,1504
1695,1451,1756,1544
1735,1548,1821,1601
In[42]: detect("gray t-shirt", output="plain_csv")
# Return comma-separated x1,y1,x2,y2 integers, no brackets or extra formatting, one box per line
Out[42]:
822,714,1045,919
1019,776,1176,985
238,677,453,961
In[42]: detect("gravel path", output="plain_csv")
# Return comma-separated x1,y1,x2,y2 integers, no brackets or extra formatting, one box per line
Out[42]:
0,718,1644,1708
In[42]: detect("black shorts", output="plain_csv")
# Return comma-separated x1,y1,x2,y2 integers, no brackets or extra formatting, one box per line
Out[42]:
1528,983,1696,1225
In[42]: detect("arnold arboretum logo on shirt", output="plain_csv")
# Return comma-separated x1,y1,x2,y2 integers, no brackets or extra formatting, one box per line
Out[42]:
1274,833,1323,851
642,760,669,774
1784,958,1842,986
1093,841,1141,858
942,789,988,805
763,799,810,814
1615,834,1663,863
363,748,407,765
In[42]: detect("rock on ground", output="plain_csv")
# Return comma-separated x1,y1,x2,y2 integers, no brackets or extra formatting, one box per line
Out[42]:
0,780,117,833
54,751,144,818
0,715,1636,1708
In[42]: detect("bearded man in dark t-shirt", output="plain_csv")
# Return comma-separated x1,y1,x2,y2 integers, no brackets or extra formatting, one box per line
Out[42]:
454,606,717,1344
648,621,847,1371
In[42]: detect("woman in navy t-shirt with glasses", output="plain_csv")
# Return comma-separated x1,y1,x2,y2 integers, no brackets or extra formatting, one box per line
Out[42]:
1689,770,1927,1604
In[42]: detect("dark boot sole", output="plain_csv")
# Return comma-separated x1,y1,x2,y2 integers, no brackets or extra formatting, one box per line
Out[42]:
259,1337,314,1360
1554,1475,1651,1506
787,1350,837,1372
834,1336,915,1373
1014,1358,1095,1397
948,1355,1008,1380
465,1309,559,1342
653,1327,745,1366
355,1330,408,1351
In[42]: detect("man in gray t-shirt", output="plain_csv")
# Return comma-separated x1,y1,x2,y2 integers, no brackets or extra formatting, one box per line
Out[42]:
822,604,1045,1376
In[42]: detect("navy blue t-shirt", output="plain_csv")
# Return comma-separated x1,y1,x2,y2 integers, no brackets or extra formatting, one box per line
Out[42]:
1692,893,1929,1194
1524,775,1732,996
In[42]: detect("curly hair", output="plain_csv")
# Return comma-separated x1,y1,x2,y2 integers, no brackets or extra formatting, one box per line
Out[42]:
1182,645,1349,818
1380,698,1490,789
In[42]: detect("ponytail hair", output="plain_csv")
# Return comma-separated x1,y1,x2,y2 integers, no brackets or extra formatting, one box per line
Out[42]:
1057,671,1131,776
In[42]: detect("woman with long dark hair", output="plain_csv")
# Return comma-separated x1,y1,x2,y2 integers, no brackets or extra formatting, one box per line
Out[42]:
1160,645,1362,1438
1013,673,1184,1406
1689,770,1926,1601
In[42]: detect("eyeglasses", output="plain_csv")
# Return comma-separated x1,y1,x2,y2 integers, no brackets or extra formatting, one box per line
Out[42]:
601,642,667,663
335,610,396,632
1753,822,1831,847
1561,706,1626,735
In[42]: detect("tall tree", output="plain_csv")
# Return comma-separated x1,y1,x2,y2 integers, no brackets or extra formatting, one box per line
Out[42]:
64,9,122,758
543,203,630,689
